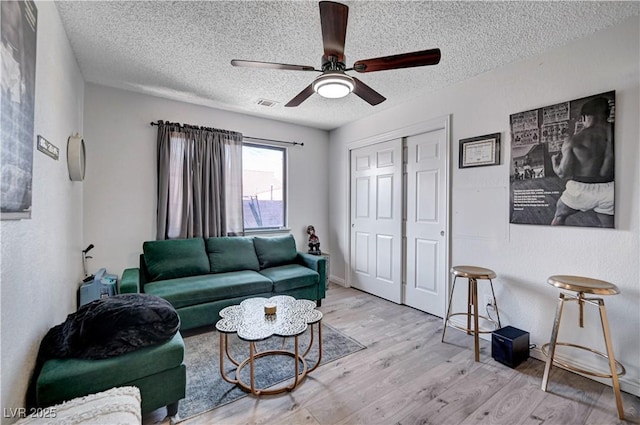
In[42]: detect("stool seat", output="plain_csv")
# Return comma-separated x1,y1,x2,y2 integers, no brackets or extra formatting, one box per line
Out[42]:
451,265,497,280
547,275,619,295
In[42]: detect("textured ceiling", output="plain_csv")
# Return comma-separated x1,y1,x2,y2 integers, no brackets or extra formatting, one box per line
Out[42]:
55,1,639,130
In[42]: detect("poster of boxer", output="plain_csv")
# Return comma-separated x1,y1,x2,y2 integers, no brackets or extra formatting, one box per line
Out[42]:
509,91,615,228
1,1,37,220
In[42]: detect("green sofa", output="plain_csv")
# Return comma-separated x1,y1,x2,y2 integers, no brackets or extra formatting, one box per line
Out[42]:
120,235,326,330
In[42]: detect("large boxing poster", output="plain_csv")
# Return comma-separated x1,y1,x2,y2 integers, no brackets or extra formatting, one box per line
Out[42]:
509,91,615,228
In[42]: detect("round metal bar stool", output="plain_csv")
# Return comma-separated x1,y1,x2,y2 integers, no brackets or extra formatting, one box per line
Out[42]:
442,266,501,362
541,275,625,420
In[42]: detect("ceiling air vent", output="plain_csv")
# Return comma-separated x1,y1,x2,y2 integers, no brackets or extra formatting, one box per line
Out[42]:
256,98,279,107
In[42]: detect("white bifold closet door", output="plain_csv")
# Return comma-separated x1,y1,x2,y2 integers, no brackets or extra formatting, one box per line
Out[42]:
349,123,448,317
404,129,448,318
350,139,403,303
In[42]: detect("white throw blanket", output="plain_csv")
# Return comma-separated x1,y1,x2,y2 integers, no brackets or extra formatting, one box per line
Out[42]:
15,386,141,425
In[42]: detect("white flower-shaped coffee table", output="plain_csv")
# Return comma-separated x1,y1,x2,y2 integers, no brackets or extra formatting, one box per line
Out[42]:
215,295,323,395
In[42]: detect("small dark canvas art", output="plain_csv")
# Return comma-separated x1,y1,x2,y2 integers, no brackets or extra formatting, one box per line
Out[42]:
509,91,615,228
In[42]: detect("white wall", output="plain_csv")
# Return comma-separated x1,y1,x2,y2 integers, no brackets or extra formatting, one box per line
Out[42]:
83,84,329,276
0,2,85,422
329,17,639,394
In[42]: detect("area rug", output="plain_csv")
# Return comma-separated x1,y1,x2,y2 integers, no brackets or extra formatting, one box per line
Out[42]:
176,323,366,422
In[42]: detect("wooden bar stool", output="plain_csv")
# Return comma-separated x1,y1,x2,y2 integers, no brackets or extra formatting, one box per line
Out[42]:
541,275,625,420
442,266,501,361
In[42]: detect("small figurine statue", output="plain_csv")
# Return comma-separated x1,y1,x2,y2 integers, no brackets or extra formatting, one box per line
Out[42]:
306,225,321,255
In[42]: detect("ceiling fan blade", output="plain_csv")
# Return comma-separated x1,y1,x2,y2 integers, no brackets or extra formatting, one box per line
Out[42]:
319,1,349,62
231,59,317,72
285,84,315,107
352,77,386,106
353,48,441,73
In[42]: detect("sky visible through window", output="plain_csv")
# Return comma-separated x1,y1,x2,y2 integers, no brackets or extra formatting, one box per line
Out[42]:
243,145,285,229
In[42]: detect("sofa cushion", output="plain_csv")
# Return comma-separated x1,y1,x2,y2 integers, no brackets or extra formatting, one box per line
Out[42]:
259,264,319,292
144,271,273,309
253,235,297,269
143,238,209,282
205,236,260,273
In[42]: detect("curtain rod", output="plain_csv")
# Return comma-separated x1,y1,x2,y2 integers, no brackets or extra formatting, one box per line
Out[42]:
150,121,303,146
243,136,303,147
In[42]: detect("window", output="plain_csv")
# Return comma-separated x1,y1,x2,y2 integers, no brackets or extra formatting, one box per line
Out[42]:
242,143,286,230
166,134,187,239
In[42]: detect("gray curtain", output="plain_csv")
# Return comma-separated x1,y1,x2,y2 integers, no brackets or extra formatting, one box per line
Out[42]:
156,121,244,239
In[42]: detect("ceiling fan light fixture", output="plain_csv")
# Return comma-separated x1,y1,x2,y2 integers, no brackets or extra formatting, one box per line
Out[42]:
312,72,354,99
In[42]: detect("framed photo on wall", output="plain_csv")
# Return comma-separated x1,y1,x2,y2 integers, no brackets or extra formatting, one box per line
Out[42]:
509,90,615,228
459,133,501,168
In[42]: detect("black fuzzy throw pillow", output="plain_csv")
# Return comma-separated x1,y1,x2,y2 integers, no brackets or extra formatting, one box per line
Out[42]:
41,293,180,360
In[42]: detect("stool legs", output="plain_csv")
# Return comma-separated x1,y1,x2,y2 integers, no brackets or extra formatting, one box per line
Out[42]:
471,277,480,362
443,275,500,362
542,292,625,420
467,278,473,336
599,299,624,420
489,278,502,328
541,293,566,390
441,276,458,343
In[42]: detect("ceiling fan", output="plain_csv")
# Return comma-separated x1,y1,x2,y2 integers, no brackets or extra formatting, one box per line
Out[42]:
231,1,441,107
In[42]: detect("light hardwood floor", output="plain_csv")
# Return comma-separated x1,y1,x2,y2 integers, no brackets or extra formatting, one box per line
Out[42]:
148,283,640,425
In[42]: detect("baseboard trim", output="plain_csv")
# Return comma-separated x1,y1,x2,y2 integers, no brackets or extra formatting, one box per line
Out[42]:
329,275,347,287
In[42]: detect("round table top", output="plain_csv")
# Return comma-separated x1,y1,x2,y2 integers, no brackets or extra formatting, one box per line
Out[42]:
547,275,620,295
215,295,322,341
450,265,496,279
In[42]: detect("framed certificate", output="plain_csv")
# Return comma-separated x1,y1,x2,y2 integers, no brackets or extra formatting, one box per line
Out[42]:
459,133,501,168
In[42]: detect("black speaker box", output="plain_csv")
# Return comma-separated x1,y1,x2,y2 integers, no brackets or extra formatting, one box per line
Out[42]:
492,326,529,368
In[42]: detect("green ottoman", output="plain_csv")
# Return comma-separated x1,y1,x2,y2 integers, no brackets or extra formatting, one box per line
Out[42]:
36,332,186,415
